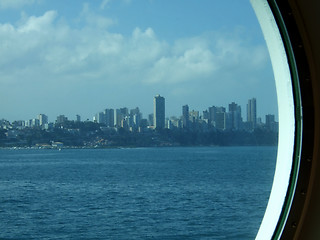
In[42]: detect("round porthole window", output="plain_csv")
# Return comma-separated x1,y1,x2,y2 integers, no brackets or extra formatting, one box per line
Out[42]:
0,1,291,239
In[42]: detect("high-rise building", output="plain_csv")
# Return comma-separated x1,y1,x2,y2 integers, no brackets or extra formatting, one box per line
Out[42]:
202,110,209,122
129,107,141,129
148,113,154,127
215,112,226,130
182,105,189,128
133,113,141,127
265,114,275,125
208,106,217,125
247,98,257,129
121,116,129,130
120,107,129,117
38,114,48,126
153,94,165,129
189,110,199,123
25,119,32,127
104,109,114,127
208,106,226,127
114,109,122,128
139,119,148,129
266,114,278,132
76,115,81,122
56,115,68,124
130,107,140,116
96,112,105,124
32,118,40,127
170,116,181,128
228,102,242,130
165,119,172,129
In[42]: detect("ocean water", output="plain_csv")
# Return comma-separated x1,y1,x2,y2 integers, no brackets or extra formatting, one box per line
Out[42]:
0,146,277,240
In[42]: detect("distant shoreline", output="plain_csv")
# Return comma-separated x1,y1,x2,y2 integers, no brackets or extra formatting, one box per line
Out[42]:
0,144,278,150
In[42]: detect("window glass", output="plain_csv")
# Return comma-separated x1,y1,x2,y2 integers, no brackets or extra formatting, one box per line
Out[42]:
0,1,278,239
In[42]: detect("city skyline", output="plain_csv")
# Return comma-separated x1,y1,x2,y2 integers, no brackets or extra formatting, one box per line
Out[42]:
0,94,278,148
0,1,277,124
1,96,277,123
4,95,277,129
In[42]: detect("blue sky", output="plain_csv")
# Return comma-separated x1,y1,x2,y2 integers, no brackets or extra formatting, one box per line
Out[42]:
0,0,277,122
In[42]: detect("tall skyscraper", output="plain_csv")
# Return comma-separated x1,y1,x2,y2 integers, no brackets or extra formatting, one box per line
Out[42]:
247,98,257,129
114,109,122,128
153,94,165,129
104,109,114,127
208,106,217,125
182,105,189,128
228,102,242,130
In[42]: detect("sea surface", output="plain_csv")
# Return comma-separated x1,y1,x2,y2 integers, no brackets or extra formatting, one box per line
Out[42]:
0,146,277,240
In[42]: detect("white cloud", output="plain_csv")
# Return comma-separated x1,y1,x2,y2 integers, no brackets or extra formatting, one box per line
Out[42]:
0,11,269,87
0,0,42,9
100,0,111,10
146,46,216,84
80,3,115,29
18,10,57,33
132,27,155,39
0,9,272,121
99,0,132,9
0,11,268,85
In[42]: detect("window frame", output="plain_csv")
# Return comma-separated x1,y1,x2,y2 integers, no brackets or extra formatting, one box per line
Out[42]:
252,0,314,239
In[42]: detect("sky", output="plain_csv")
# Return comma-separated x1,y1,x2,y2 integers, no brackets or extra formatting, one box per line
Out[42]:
0,0,277,122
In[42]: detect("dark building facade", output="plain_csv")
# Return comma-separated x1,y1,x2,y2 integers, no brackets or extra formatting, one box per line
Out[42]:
153,95,165,129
